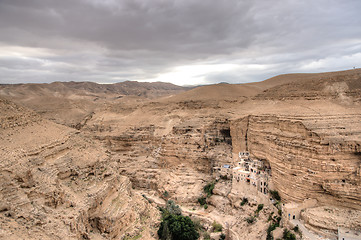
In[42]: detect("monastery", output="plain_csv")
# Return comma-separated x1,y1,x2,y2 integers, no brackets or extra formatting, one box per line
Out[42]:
213,152,361,240
213,152,272,201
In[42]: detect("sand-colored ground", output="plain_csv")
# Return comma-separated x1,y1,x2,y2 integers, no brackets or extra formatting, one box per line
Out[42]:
1,69,361,239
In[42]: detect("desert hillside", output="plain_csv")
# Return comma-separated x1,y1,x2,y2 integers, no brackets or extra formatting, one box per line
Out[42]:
1,69,361,240
0,97,160,239
0,81,189,127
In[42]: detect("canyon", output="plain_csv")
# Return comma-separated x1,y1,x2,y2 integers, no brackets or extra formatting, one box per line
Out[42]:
1,69,361,239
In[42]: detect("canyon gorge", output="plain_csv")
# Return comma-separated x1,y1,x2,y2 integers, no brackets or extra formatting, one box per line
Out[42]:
1,69,361,239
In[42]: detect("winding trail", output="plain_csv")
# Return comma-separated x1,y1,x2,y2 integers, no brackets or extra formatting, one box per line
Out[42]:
291,219,330,240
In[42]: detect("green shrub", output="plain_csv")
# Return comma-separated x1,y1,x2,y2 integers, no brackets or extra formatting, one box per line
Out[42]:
220,233,226,240
293,225,299,233
158,214,199,240
266,232,274,240
256,204,264,213
198,197,206,206
220,175,228,180
162,190,169,199
160,200,182,218
240,197,248,206
276,216,282,225
203,183,215,197
270,190,281,201
282,229,296,240
266,222,279,240
203,232,211,240
141,194,152,203
212,221,223,232
246,216,256,224
204,204,208,209
267,223,278,234
192,218,203,232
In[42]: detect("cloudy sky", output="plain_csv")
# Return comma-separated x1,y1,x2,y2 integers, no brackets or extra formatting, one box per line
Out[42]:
0,0,360,86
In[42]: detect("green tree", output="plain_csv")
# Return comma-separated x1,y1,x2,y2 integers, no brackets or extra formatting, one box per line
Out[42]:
158,214,199,240
203,183,215,197
270,190,281,201
240,197,248,206
161,200,182,217
198,197,206,206
212,221,223,232
282,229,296,240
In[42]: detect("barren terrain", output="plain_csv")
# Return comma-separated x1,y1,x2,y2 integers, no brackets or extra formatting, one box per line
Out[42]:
1,69,361,239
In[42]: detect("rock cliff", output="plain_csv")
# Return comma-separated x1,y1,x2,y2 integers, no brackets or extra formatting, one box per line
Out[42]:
0,98,160,240
98,118,233,203
231,114,361,210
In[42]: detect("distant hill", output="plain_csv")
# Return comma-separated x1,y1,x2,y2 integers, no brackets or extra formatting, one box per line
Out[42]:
1,69,360,127
162,68,361,103
254,68,361,101
0,81,189,98
164,83,260,102
0,81,189,127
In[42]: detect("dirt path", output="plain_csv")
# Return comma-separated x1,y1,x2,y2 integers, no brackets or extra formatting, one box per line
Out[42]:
291,219,330,240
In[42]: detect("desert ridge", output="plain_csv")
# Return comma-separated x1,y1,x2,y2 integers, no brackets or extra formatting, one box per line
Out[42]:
0,68,361,239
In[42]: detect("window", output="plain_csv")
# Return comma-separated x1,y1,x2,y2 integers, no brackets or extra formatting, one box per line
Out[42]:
293,215,295,220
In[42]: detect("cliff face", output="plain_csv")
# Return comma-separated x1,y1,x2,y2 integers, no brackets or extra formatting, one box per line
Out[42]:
0,99,160,240
231,114,361,210
98,118,233,203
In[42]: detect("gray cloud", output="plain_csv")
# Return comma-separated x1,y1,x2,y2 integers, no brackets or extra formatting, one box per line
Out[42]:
0,0,360,85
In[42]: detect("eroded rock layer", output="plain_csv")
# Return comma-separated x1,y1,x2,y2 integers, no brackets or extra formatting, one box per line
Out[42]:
0,99,159,240
231,114,361,210
96,118,233,203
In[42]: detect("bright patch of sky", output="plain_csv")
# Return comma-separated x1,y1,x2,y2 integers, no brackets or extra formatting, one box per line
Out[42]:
0,0,360,85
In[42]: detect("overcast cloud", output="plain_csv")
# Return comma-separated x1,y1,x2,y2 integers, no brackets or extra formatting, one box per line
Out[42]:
0,0,360,85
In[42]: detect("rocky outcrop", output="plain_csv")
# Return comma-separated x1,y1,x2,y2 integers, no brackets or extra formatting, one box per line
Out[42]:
99,118,233,203
301,206,361,235
0,98,41,129
0,99,160,240
231,114,361,210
